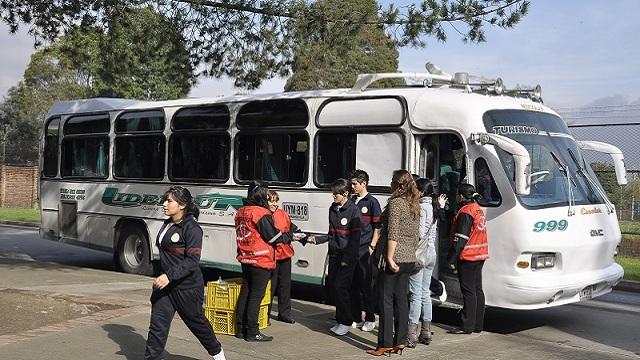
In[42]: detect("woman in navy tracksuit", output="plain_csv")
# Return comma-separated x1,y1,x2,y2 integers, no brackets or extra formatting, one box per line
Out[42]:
144,186,225,360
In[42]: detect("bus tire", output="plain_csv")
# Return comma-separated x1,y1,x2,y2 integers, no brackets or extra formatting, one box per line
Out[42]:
116,225,154,276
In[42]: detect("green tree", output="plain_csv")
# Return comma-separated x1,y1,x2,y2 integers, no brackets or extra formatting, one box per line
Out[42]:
0,49,91,164
285,0,399,91
1,0,530,89
0,7,194,164
90,7,194,99
590,162,619,200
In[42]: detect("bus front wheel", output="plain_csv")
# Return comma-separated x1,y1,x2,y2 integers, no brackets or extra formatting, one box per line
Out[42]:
116,225,154,276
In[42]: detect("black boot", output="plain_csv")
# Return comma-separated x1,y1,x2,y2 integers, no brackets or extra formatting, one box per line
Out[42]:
407,323,419,348
419,321,433,344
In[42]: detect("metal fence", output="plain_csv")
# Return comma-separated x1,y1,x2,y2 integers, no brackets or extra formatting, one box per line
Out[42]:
566,119,640,222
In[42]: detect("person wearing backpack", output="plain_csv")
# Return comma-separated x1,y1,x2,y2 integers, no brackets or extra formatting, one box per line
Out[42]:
407,178,446,347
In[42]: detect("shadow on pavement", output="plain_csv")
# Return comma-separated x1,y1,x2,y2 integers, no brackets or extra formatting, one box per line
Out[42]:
103,324,200,360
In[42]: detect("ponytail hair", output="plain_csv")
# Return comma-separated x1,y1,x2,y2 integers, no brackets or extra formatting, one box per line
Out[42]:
165,186,200,219
246,181,270,209
457,183,481,203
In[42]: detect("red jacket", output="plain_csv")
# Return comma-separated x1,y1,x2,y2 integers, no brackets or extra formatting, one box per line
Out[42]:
452,202,489,261
235,205,276,270
273,209,295,261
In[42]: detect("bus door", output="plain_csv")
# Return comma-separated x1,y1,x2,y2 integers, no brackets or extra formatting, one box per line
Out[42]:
418,133,466,303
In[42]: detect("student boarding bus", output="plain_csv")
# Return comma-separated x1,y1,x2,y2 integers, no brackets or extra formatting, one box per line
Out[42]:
39,63,627,309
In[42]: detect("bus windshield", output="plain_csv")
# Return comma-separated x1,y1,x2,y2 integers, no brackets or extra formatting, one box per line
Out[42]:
483,109,606,209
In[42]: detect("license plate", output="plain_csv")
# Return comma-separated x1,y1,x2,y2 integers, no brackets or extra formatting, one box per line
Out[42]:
579,286,593,300
282,202,309,221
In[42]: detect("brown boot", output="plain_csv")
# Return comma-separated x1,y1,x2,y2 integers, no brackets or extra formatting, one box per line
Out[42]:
418,320,432,345
407,323,419,348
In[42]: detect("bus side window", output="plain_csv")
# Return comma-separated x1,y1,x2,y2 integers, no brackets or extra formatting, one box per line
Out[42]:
43,117,60,178
61,115,110,179
114,110,165,180
314,132,403,187
170,105,231,183
475,157,501,206
315,133,356,186
235,133,308,185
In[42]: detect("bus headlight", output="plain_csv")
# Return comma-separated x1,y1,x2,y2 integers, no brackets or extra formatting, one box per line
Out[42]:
531,253,555,270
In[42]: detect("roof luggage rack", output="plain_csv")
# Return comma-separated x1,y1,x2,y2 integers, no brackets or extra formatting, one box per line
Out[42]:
352,62,543,103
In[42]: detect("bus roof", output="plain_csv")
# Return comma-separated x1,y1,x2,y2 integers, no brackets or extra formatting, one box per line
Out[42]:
46,86,559,126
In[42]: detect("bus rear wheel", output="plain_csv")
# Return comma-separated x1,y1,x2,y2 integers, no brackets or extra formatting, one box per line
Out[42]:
116,225,154,276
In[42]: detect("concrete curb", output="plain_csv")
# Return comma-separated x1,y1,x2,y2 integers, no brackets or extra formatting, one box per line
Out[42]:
0,220,39,228
614,280,640,293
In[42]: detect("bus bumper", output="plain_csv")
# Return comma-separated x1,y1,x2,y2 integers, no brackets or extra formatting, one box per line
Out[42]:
494,263,624,309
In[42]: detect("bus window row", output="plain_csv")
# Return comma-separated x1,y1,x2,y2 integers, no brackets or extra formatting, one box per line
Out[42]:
43,106,405,188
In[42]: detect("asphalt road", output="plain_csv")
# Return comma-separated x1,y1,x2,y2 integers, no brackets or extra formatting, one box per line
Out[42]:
1,224,639,359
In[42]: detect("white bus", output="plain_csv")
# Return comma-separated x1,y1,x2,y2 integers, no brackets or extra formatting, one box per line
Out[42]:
39,64,627,309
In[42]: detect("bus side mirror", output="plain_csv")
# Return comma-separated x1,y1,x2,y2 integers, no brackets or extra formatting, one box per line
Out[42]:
576,141,627,185
471,133,531,196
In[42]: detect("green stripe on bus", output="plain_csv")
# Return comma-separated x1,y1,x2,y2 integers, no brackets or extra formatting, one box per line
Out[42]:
198,260,323,285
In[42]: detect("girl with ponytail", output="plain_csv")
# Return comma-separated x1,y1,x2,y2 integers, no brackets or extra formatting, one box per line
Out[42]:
446,183,489,336
144,186,226,360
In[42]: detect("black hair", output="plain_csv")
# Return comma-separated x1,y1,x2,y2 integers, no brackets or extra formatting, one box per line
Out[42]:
165,186,200,219
416,178,437,223
246,181,270,209
330,178,351,196
415,178,435,197
348,169,369,186
458,183,481,202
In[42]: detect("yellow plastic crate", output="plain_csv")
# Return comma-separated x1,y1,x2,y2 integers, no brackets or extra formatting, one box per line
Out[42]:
204,304,269,335
205,278,271,310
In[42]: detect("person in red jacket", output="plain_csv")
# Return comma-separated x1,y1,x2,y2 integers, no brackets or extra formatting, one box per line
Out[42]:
267,190,303,324
447,183,489,335
235,182,292,342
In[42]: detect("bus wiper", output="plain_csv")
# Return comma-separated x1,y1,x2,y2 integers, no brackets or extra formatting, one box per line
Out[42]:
567,149,615,214
550,150,576,216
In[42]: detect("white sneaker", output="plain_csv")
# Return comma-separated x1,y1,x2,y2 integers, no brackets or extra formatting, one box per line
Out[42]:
331,323,351,336
352,321,364,328
361,321,376,332
330,323,340,333
212,349,226,360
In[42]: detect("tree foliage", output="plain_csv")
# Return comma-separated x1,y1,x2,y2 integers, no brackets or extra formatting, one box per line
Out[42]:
0,0,530,89
286,0,399,91
591,162,619,200
0,6,194,164
0,47,93,164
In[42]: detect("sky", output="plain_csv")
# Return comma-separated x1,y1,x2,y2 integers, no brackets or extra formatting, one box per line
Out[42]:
1,0,639,110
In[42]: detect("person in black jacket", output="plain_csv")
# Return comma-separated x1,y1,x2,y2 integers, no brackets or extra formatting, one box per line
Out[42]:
144,186,225,360
309,178,362,336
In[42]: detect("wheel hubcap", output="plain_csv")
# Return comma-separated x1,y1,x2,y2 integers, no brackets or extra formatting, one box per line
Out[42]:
124,234,144,267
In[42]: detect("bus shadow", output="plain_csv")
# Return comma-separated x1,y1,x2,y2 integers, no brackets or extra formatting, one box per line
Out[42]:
433,301,640,355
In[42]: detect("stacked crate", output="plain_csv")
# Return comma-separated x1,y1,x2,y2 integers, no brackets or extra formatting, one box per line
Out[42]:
204,278,271,335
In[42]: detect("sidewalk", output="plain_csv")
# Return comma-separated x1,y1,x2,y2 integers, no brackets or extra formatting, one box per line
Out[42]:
1,254,639,359
0,256,436,360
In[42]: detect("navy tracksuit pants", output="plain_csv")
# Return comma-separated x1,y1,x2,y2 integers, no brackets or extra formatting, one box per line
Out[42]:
144,286,222,360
